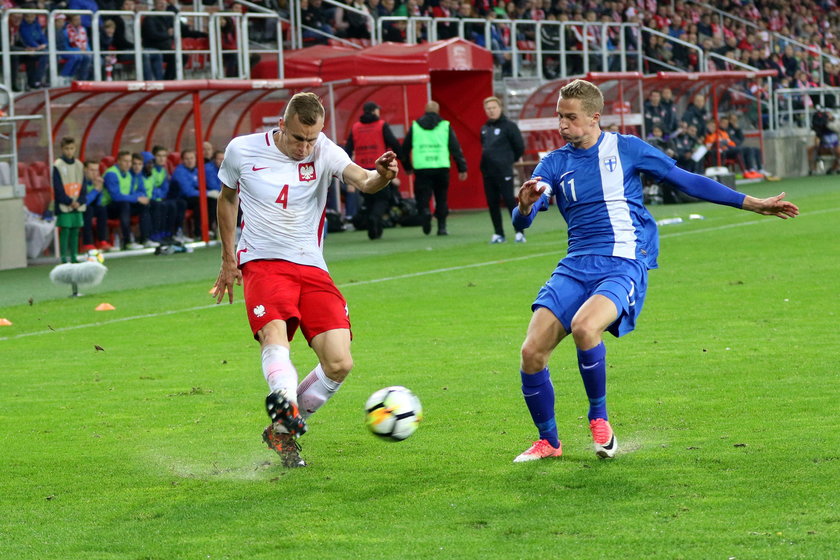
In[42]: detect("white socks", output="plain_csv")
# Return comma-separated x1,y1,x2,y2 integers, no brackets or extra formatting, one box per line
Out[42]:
263,346,343,419
297,364,342,419
261,344,299,404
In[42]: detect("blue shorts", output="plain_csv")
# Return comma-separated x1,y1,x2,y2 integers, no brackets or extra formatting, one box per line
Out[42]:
820,133,839,149
532,255,648,338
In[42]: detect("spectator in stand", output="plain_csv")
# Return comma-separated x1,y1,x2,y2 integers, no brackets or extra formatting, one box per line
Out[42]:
99,19,119,80
303,0,337,43
60,14,93,81
781,44,801,78
107,0,137,66
102,150,152,250
643,90,670,138
218,13,239,76
18,7,48,89
141,0,174,80
433,0,459,40
52,137,87,263
681,93,709,138
80,159,112,252
172,149,216,239
68,0,98,30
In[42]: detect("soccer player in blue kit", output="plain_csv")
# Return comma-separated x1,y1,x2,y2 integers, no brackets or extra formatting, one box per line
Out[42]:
512,79,799,462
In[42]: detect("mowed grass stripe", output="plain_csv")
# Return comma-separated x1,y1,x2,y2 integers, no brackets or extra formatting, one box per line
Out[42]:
2,206,831,342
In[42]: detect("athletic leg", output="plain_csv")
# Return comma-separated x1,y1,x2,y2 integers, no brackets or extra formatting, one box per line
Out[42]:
514,307,568,462
299,328,352,419
571,294,622,458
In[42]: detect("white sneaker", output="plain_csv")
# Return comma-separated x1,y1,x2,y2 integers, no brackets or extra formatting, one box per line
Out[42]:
125,242,144,250
143,240,160,248
490,234,506,244
515,232,526,243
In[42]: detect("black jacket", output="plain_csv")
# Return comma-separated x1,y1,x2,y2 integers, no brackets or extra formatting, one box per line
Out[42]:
480,114,524,173
401,112,467,173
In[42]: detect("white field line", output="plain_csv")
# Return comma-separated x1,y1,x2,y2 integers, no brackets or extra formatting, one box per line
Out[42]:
2,208,835,342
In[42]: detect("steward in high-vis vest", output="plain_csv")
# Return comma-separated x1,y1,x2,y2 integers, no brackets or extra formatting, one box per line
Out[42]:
401,101,468,237
344,101,403,240
53,137,88,262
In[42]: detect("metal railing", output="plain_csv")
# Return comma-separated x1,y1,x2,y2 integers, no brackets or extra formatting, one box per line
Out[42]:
772,86,840,130
1,8,288,90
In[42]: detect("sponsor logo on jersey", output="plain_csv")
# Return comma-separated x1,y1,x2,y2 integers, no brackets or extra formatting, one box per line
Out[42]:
602,156,617,172
298,162,316,182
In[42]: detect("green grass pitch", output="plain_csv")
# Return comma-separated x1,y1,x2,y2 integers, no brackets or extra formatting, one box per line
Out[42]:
1,177,838,559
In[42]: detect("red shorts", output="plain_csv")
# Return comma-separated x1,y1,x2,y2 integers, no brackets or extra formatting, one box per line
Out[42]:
241,260,351,343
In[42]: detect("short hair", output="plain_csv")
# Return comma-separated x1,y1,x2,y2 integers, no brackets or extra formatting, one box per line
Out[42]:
84,159,99,167
559,79,604,116
152,145,168,155
117,150,131,159
284,92,325,126
213,150,225,158
483,96,502,107
103,19,116,30
60,137,76,147
131,152,143,162
181,149,195,159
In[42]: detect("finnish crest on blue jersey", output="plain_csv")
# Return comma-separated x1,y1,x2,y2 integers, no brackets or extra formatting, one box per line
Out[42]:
602,156,618,172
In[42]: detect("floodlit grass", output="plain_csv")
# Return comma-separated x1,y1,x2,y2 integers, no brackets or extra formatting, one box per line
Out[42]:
1,177,838,559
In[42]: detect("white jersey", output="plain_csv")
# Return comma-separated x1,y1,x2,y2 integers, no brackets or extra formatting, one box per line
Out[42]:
218,129,353,271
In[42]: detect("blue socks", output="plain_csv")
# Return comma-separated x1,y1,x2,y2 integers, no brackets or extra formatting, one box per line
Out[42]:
577,342,608,421
520,368,559,448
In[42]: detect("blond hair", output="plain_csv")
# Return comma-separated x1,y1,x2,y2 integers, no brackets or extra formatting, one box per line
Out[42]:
483,96,502,107
284,92,325,126
559,79,604,116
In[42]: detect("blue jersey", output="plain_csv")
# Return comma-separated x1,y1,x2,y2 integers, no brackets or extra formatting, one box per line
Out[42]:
531,131,675,269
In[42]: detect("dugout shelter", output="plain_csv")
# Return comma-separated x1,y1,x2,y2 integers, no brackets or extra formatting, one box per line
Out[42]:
11,74,434,252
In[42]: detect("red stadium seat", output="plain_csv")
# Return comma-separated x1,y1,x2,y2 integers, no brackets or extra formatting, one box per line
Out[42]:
99,155,116,175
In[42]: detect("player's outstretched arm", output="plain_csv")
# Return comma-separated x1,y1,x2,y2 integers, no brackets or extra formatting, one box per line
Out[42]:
213,185,242,304
344,151,399,194
742,192,799,219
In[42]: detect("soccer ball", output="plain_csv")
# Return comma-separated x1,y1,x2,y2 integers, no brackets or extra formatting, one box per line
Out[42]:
364,386,423,441
86,249,105,264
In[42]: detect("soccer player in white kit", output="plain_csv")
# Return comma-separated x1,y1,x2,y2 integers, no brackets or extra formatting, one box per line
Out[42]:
213,92,399,467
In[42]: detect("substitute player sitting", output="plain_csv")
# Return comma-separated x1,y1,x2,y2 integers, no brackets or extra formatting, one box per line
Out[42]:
512,79,798,463
213,92,399,468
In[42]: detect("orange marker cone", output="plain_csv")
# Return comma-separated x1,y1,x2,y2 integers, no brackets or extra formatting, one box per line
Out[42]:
0,318,12,326
95,303,116,311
